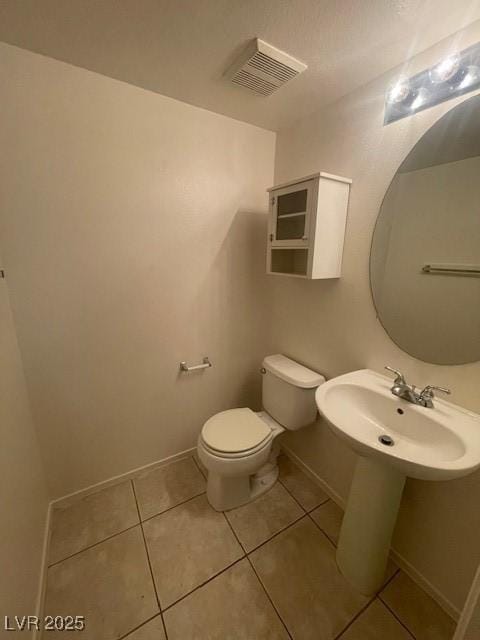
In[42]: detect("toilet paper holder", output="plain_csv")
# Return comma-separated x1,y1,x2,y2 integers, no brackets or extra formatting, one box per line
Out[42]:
179,356,212,372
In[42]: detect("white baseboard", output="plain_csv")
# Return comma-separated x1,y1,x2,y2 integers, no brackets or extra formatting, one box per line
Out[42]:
33,502,52,640
51,447,196,508
281,444,346,509
280,444,461,621
390,548,460,620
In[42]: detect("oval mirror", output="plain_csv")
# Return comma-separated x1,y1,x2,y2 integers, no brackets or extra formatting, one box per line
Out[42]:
370,95,480,365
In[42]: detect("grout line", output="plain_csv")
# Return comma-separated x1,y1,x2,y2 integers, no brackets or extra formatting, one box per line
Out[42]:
117,613,161,640
163,457,406,639
378,581,417,640
277,474,329,514
306,510,340,551
161,555,247,613
139,490,206,525
333,597,377,639
221,511,293,640
276,474,335,548
47,522,140,568
48,483,208,568
131,480,169,640
276,477,307,513
277,461,339,548
51,447,197,509
245,553,294,640
378,598,416,639
244,512,307,554
307,496,330,512
379,567,401,594
159,502,306,620
221,511,246,554
335,570,406,640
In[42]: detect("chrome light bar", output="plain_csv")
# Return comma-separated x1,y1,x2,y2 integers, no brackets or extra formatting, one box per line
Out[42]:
385,41,480,125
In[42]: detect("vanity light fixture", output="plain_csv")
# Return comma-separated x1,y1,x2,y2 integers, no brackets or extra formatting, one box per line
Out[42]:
386,78,412,105
384,41,480,124
429,54,462,84
459,64,480,90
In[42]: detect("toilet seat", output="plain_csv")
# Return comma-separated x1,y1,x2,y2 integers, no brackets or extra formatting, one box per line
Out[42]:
201,408,272,457
200,435,273,460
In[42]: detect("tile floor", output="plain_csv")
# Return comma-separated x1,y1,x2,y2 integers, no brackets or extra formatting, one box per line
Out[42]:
43,453,456,640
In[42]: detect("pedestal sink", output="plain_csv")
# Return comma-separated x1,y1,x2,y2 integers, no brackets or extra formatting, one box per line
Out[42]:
315,369,480,596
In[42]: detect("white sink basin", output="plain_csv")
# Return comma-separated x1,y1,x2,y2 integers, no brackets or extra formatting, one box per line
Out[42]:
315,369,480,481
315,368,480,596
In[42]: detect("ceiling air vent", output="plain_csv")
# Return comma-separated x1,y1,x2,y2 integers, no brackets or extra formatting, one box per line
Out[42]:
225,39,307,96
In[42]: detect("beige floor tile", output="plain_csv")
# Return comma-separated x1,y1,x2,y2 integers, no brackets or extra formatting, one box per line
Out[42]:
123,616,166,639
278,454,329,511
143,494,243,608
250,517,369,640
48,481,139,564
133,457,206,520
44,526,158,640
309,502,398,588
339,599,413,639
225,482,304,551
163,559,289,640
380,572,456,640
310,500,344,545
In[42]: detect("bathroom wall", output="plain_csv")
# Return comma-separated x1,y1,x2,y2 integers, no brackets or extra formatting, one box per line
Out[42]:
0,43,275,498
0,248,49,626
273,22,480,614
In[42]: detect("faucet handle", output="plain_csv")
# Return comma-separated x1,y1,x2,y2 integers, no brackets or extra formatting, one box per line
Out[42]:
384,366,406,384
419,385,451,399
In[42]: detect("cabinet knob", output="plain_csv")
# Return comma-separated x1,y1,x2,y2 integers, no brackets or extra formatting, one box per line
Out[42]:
269,233,274,242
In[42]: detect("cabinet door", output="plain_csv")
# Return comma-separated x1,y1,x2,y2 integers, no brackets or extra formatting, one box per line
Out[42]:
269,180,314,247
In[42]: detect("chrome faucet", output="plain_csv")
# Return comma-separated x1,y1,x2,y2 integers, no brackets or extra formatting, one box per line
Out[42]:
384,366,451,408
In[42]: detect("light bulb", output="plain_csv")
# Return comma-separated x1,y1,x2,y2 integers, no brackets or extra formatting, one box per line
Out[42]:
387,79,411,105
409,88,429,111
458,65,480,89
429,54,461,84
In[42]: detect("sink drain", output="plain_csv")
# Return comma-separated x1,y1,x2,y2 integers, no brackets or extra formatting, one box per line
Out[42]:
378,435,394,447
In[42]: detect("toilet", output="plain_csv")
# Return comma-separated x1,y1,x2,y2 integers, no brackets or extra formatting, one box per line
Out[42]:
197,354,325,511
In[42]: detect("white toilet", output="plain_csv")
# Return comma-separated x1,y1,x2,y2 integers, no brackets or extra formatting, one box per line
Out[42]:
197,354,325,511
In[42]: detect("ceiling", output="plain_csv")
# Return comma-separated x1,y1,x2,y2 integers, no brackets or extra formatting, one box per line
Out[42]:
1,0,480,131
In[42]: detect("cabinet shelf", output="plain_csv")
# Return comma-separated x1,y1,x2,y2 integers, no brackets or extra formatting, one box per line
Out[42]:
266,172,351,279
277,211,307,219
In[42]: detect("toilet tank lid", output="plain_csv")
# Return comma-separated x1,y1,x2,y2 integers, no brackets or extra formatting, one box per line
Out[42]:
263,354,325,389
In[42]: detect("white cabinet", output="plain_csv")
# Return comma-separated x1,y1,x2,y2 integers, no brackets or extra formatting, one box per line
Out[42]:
267,172,351,279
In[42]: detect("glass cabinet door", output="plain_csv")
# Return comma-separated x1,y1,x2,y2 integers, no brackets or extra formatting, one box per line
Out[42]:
270,181,312,246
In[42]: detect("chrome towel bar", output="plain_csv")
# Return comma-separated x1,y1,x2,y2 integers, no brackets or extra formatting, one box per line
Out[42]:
422,264,480,277
180,357,212,372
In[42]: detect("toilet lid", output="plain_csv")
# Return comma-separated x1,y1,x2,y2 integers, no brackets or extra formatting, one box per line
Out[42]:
201,408,271,454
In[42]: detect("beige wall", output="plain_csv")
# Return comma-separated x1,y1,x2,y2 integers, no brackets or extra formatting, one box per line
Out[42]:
0,43,275,498
0,248,49,629
273,24,480,613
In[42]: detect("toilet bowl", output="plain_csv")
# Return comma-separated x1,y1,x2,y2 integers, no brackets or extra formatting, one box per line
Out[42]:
197,354,325,511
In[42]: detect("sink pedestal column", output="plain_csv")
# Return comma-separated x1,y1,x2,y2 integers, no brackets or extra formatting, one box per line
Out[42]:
337,456,405,596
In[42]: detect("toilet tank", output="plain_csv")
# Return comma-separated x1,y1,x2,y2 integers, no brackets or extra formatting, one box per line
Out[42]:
262,354,325,430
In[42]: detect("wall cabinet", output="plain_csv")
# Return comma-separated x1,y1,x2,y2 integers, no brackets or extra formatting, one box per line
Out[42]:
267,172,351,279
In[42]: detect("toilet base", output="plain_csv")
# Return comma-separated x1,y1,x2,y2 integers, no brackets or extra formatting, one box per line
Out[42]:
206,460,279,512
250,461,279,503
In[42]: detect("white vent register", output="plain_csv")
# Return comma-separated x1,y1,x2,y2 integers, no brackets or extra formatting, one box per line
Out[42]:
226,39,307,96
